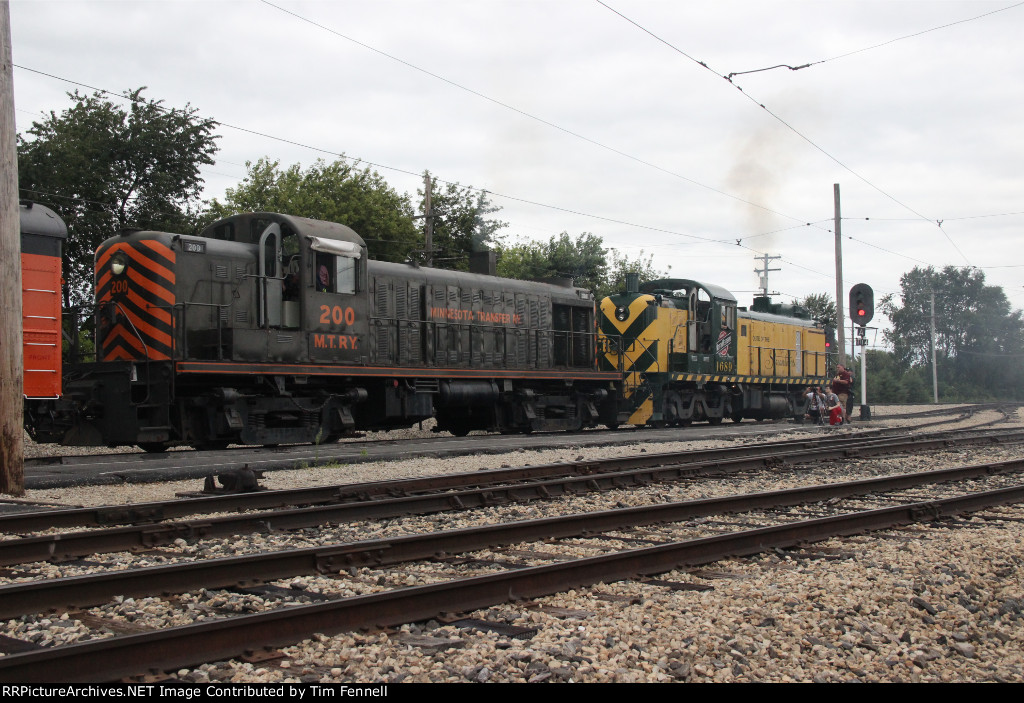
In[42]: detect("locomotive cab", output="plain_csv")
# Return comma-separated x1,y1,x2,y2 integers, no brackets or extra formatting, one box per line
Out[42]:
201,212,367,353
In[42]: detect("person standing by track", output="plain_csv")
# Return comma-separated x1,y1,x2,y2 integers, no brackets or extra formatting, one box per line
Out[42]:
831,364,853,424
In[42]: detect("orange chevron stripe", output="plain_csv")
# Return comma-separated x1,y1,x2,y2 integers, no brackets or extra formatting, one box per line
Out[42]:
122,270,176,310
135,240,176,277
115,300,173,348
102,326,147,358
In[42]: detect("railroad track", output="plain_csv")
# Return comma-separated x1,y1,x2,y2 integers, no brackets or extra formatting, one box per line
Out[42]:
2,425,1021,566
21,402,1016,489
1,454,1022,681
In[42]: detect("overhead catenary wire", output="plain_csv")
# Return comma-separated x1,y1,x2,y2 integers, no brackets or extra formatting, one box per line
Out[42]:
12,37,1009,293
724,1,1024,77
11,65,794,255
14,65,987,299
594,0,979,267
255,0,823,230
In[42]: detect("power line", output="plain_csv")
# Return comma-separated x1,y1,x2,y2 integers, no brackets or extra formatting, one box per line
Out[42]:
10,65,765,250
256,0,817,228
814,1,1024,67
725,1,1024,77
12,65,977,281
594,0,973,267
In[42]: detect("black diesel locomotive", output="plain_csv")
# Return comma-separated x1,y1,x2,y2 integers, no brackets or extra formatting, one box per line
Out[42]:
26,212,620,450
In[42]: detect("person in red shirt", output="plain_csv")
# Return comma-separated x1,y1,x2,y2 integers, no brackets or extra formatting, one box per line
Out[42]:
827,392,844,426
831,364,853,424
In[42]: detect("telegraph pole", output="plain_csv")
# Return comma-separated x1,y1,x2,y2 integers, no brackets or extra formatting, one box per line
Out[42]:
0,1,24,496
931,292,939,403
422,173,433,268
834,184,846,366
753,253,781,296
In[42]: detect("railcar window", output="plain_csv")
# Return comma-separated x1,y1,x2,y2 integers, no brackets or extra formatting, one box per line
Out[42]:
282,230,299,259
314,253,357,294
250,218,273,243
335,257,356,294
209,223,235,241
315,254,333,292
263,237,276,277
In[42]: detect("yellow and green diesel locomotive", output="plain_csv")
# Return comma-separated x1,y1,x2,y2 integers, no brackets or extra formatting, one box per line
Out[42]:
599,276,831,426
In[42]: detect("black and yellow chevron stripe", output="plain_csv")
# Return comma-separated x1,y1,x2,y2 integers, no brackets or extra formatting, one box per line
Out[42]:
599,294,664,423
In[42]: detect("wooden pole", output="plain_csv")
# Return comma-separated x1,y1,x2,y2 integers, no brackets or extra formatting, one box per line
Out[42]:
834,183,846,367
0,0,24,496
422,173,433,268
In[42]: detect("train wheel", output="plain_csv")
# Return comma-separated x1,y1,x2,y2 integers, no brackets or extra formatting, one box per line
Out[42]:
137,442,169,453
708,417,723,425
730,415,743,423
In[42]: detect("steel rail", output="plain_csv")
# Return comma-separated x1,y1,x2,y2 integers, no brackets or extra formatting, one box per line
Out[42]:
2,429,1022,566
23,399,996,471
1,457,1022,620
1,482,1021,682
8,426,916,530
3,423,1018,536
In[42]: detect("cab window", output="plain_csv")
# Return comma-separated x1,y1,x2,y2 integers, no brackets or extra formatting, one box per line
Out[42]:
315,253,356,295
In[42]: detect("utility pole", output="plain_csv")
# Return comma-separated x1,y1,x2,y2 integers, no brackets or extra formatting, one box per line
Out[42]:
422,173,433,268
753,253,781,296
0,1,23,496
834,184,846,366
931,292,939,403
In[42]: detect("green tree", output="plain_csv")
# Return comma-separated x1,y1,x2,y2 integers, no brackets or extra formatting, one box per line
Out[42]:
880,266,1024,400
18,89,219,306
865,349,931,403
800,293,838,328
419,174,506,270
205,158,420,262
497,232,607,291
599,248,666,299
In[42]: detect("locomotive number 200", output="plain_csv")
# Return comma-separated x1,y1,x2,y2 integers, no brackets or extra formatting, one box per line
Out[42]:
110,280,129,295
319,305,356,326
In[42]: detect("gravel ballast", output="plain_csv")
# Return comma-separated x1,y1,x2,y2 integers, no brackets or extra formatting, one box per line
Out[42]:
3,405,1022,682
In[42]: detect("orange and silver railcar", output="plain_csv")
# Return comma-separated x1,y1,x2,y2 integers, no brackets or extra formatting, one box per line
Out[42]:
19,202,67,400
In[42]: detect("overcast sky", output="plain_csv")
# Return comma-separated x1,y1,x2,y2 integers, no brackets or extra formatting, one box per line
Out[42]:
10,0,1024,342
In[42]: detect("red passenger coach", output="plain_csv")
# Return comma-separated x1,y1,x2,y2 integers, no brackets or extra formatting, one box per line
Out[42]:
19,203,67,399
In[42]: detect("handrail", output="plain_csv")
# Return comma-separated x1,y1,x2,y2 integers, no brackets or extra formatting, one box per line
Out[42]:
98,301,152,406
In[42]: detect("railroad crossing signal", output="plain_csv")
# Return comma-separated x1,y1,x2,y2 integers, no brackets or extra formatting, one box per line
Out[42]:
849,283,874,325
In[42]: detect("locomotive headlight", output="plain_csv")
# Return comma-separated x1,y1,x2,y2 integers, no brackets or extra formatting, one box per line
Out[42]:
615,306,629,322
111,254,127,276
